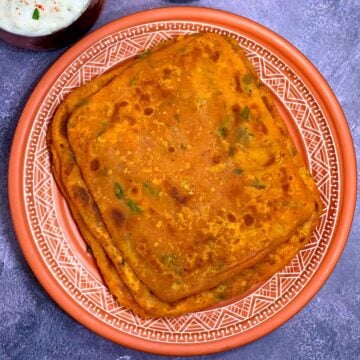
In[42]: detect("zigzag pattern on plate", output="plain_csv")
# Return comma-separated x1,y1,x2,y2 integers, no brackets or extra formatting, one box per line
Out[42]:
23,22,339,344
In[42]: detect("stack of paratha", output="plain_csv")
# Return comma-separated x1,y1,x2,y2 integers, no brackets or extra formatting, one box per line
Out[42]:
48,33,322,317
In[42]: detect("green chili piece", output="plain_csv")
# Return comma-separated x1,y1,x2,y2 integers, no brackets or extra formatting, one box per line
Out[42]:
127,199,142,214
143,182,159,198
114,183,125,199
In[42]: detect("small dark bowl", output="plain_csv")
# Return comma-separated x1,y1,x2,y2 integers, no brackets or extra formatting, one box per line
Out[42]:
0,0,105,50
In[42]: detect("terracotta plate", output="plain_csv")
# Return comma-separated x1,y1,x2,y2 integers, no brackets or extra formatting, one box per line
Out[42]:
8,7,356,356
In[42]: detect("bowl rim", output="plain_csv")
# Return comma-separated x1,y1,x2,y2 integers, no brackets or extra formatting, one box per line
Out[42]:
0,0,94,39
8,6,357,355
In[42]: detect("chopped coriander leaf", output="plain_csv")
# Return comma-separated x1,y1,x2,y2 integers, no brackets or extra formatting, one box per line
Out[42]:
32,8,40,20
179,143,187,150
243,73,254,84
250,177,266,189
96,121,108,137
216,293,225,301
127,199,142,214
77,98,90,107
143,182,159,197
138,50,151,59
218,125,228,138
239,106,250,120
233,167,244,175
218,116,230,138
129,78,137,86
236,127,254,146
162,254,175,264
174,113,180,122
114,183,125,199
101,168,109,176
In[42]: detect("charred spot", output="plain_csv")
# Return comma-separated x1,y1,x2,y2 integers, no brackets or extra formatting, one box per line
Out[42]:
234,73,243,93
212,154,222,164
315,201,320,212
282,183,290,192
60,118,68,137
299,236,306,243
90,159,100,171
92,202,102,222
131,186,139,195
111,209,125,226
60,143,64,149
144,107,154,116
211,51,220,62
204,45,220,62
232,104,241,114
118,100,129,107
111,102,122,123
243,214,255,226
163,68,172,79
261,95,273,113
166,184,190,205
64,162,74,175
73,185,89,205
227,213,237,222
140,93,150,102
148,207,156,215
254,120,268,135
264,154,276,167
168,146,175,153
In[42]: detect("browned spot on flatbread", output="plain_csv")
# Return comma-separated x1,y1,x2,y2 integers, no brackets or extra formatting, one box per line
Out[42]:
234,72,243,93
73,185,90,205
144,107,154,116
243,214,255,226
164,181,191,205
90,159,100,171
111,209,125,226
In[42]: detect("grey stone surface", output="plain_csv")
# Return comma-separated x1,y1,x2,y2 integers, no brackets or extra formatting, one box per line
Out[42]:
0,0,359,359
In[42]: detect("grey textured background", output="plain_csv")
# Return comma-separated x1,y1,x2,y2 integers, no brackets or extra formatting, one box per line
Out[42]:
0,1,359,359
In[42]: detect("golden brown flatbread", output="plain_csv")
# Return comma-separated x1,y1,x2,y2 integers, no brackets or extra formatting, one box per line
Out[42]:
49,32,322,317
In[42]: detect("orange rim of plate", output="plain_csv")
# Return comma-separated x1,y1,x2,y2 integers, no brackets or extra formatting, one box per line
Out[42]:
8,7,357,355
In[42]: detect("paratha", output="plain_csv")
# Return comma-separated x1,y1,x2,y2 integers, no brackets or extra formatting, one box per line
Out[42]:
49,32,322,317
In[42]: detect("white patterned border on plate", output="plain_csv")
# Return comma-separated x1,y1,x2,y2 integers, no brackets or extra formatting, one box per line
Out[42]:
24,21,339,344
